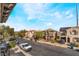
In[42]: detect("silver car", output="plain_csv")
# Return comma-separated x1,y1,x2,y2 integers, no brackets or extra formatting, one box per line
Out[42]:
19,43,32,51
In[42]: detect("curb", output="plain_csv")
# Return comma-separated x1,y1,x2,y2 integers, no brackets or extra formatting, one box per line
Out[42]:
38,41,67,48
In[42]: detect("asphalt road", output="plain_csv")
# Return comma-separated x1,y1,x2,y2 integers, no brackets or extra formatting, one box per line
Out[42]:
17,38,79,56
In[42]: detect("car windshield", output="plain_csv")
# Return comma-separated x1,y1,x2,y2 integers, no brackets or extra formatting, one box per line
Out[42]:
22,44,29,47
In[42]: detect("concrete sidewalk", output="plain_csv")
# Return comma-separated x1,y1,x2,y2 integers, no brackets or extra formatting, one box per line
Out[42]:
10,45,32,56
38,40,68,48
23,38,68,48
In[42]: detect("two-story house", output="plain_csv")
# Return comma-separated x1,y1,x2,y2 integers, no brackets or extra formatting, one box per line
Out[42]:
60,27,79,44
44,29,58,41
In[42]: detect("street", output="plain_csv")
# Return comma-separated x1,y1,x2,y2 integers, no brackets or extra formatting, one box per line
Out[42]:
1,37,79,56
15,38,79,56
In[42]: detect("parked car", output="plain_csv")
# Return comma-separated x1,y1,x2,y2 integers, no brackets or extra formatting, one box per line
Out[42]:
73,47,79,51
67,43,79,51
19,43,32,52
0,43,9,56
67,43,75,49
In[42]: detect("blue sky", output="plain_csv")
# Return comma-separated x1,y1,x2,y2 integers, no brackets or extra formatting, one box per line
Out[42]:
5,3,79,31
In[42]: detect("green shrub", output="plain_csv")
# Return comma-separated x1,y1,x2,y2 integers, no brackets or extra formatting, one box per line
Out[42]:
9,41,16,48
50,39,56,43
75,43,79,47
55,39,60,43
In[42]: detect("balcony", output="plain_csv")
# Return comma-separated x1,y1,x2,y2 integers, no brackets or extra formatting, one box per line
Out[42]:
60,32,67,36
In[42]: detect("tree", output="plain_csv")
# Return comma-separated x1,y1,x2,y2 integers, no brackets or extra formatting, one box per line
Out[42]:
18,30,26,38
14,32,19,38
8,28,14,36
3,31,9,38
35,31,44,40
54,32,60,42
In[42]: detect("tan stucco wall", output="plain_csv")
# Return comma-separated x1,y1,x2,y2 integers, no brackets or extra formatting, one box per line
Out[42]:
66,27,79,43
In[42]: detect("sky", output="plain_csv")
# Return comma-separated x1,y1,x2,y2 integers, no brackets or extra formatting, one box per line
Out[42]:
5,3,79,31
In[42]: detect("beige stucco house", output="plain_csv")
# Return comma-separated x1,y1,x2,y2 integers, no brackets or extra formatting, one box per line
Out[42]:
25,30,35,39
60,27,79,44
43,29,58,41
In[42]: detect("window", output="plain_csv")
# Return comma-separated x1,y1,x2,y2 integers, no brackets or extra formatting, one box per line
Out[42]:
71,30,78,35
22,44,29,47
61,31,66,36
74,38,79,42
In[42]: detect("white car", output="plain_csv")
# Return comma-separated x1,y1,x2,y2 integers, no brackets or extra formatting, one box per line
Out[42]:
73,47,79,51
19,43,32,51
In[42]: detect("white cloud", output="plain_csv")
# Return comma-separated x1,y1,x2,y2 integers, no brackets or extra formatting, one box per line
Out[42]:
21,3,57,21
14,25,27,31
9,23,28,31
14,16,24,23
6,16,28,31
22,3,75,29
0,23,9,26
65,10,71,15
53,11,62,18
64,9,74,19
22,4,46,20
21,3,67,22
47,22,52,26
66,13,74,19
44,22,52,27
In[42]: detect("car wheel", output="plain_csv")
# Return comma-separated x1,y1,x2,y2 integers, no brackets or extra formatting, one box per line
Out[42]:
25,48,32,52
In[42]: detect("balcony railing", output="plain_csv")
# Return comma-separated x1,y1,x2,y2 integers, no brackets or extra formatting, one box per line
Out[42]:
60,32,67,36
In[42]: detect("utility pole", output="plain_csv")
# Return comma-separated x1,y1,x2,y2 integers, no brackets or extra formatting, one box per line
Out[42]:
76,3,78,27
0,4,1,19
